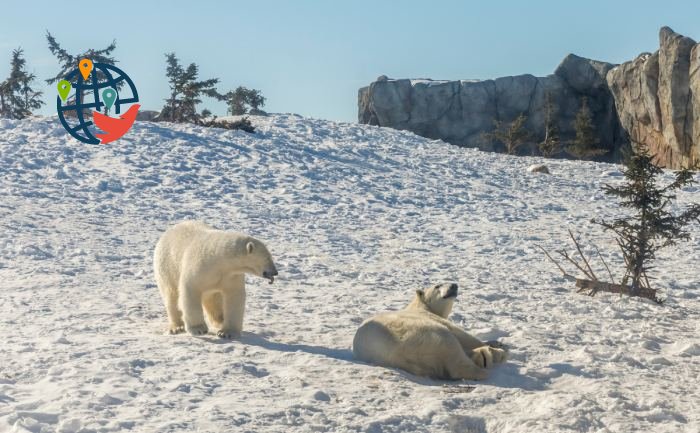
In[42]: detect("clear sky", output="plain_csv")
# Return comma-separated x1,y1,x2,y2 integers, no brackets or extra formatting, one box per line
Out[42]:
1,0,699,122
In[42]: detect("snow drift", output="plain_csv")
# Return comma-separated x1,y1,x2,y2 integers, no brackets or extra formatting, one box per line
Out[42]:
0,114,698,432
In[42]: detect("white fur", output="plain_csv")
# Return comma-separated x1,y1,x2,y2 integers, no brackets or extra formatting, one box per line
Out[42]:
352,283,507,380
153,220,277,338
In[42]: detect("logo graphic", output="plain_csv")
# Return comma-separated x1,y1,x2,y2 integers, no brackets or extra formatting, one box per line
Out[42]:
56,59,140,144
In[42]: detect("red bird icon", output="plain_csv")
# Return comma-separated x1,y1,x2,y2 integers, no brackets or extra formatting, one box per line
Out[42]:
93,104,141,144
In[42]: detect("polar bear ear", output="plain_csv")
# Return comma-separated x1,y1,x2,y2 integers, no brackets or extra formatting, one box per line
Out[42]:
415,289,425,299
246,242,255,254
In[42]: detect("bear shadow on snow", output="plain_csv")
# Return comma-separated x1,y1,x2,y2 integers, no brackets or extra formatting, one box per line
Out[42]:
199,329,553,390
241,332,355,363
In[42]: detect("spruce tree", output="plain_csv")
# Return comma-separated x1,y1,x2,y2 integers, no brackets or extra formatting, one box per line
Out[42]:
247,88,265,113
45,32,119,116
160,53,220,124
539,92,560,157
45,31,118,85
223,86,266,115
483,113,531,155
595,146,700,295
567,97,607,159
0,48,44,119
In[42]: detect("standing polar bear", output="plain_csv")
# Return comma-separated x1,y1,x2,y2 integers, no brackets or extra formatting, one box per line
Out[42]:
154,221,278,338
353,283,507,380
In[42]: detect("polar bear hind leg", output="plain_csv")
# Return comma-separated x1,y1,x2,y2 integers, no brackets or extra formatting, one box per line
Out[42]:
471,346,508,368
156,276,185,334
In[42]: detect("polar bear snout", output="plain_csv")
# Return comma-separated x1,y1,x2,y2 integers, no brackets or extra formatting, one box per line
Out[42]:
441,283,458,299
262,267,278,284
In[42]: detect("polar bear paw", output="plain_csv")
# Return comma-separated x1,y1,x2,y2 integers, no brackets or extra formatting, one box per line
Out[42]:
186,323,209,336
168,325,185,335
471,346,508,368
216,329,240,339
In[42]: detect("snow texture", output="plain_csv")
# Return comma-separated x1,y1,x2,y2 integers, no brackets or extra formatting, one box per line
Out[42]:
0,114,699,432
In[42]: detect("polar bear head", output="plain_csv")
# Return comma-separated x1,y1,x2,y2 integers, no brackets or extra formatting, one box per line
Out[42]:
230,236,278,284
412,282,458,318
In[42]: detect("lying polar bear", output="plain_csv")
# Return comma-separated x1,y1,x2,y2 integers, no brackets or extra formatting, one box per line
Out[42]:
353,283,507,380
154,221,278,338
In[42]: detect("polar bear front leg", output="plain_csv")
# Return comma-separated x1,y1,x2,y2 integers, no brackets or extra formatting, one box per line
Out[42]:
444,323,508,368
180,283,208,336
442,336,489,381
444,322,487,354
218,274,246,339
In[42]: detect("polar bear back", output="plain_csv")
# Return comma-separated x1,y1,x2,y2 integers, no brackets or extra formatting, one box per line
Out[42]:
153,221,257,291
154,221,213,290
353,310,461,378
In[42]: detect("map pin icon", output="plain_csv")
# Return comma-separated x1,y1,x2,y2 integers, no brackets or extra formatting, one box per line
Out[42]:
79,58,93,81
57,80,71,102
102,87,117,112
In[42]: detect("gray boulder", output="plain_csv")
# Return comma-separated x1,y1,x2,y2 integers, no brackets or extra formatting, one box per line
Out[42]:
555,54,615,93
136,110,160,121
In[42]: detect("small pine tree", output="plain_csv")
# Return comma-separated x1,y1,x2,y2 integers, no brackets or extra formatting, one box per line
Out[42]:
247,88,265,113
160,53,221,124
539,92,560,157
567,97,607,159
45,31,118,85
595,145,700,295
223,86,266,116
45,32,120,116
224,87,247,115
0,48,44,119
483,113,531,155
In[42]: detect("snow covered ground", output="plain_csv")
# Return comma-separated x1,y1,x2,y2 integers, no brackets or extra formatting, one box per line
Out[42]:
0,114,699,433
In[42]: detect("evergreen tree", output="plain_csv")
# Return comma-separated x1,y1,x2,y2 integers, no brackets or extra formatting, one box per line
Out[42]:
160,53,220,124
223,86,266,115
225,87,247,115
0,48,44,119
567,97,607,159
45,31,118,85
247,88,265,113
483,113,531,155
595,146,700,294
538,92,560,157
45,32,119,116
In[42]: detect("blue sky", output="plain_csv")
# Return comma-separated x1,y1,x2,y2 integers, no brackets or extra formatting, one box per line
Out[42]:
1,0,699,122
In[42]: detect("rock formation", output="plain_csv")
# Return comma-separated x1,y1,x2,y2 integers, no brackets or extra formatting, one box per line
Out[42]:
359,27,700,168
358,56,625,158
607,27,699,168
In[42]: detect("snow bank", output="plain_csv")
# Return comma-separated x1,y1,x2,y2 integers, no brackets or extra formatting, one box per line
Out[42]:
0,114,698,432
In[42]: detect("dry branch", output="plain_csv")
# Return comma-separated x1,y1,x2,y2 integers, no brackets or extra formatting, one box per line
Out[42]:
574,279,661,304
539,232,663,304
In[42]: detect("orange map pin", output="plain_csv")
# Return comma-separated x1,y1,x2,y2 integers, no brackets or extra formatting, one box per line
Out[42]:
79,59,93,81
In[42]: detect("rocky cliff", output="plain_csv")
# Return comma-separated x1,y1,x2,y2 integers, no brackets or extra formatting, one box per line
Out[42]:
359,27,700,168
607,27,700,168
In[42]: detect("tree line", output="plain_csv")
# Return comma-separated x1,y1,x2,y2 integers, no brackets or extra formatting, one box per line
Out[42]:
482,93,608,160
0,33,265,131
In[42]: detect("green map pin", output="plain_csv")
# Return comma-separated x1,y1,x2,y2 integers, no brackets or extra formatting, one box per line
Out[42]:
57,80,71,102
102,87,117,112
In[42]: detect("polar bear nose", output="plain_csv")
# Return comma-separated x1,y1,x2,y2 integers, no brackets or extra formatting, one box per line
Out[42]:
263,269,278,283
442,283,458,299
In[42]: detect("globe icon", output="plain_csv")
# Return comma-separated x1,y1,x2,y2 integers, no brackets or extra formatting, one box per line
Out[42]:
56,62,139,145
